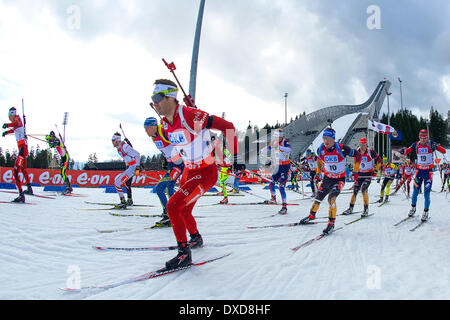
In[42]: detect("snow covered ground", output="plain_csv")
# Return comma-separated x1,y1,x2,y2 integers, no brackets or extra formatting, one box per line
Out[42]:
1,173,450,300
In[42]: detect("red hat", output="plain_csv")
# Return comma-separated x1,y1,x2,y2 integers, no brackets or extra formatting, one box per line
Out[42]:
359,138,368,145
419,129,428,138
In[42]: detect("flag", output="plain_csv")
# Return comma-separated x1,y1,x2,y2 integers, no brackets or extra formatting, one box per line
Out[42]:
389,129,402,140
368,120,398,135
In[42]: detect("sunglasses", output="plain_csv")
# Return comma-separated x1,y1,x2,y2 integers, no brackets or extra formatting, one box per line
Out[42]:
151,88,178,104
151,92,166,104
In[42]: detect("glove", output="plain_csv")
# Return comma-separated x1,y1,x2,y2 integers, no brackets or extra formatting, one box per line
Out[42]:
161,158,168,170
264,161,272,168
314,174,320,184
2,131,7,137
399,148,405,155
135,166,141,176
232,154,245,172
2,123,8,129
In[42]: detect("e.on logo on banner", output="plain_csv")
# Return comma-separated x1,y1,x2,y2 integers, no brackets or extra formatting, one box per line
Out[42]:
0,167,267,187
0,167,164,187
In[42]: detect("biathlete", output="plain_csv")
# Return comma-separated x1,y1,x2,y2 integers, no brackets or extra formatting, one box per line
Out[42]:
2,107,33,202
303,149,319,197
45,131,73,195
216,144,232,204
150,78,241,270
111,132,141,209
261,130,292,215
376,157,397,203
400,129,446,221
440,163,450,192
393,159,414,197
342,138,381,217
144,117,185,227
299,128,359,234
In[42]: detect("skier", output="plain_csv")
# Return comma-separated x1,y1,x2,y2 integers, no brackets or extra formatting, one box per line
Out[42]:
342,138,381,217
261,129,292,215
45,131,73,195
299,128,358,234
441,163,450,192
2,107,33,201
111,132,141,209
303,149,319,197
400,129,447,221
231,167,243,193
150,78,241,270
216,144,232,204
290,162,299,191
376,157,397,203
144,117,184,227
393,159,413,197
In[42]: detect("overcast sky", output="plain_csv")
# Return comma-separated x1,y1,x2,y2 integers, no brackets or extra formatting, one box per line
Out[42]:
1,0,449,162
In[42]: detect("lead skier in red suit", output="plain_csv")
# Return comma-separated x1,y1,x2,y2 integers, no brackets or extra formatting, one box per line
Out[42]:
2,107,33,202
150,79,242,270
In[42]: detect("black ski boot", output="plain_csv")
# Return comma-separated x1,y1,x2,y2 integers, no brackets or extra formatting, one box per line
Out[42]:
300,212,316,224
361,207,369,217
278,204,287,215
23,184,33,195
322,219,335,235
264,195,277,204
12,191,25,203
154,213,171,228
61,183,73,195
421,210,429,222
408,206,416,217
126,198,133,206
342,206,353,215
219,196,228,204
115,198,127,209
188,232,204,249
165,242,192,270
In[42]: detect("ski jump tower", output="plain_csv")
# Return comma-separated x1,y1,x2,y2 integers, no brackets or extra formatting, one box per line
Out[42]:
284,80,391,157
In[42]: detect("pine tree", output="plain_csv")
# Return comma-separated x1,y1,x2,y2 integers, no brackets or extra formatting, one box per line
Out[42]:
0,147,6,167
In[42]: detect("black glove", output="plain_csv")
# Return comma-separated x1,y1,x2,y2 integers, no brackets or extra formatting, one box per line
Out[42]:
2,123,9,129
232,154,245,171
399,148,405,155
2,131,7,137
161,157,168,170
264,161,272,168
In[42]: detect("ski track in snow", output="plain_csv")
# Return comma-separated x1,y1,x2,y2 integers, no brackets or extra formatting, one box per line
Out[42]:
1,172,450,300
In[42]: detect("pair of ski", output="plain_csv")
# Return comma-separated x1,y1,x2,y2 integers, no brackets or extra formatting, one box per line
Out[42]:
393,216,427,231
251,210,371,229
95,224,170,233
0,200,36,205
199,202,299,208
93,242,231,252
60,252,232,293
291,213,376,251
0,190,55,199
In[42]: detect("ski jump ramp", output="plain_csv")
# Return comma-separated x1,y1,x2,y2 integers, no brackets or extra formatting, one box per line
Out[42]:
284,80,391,157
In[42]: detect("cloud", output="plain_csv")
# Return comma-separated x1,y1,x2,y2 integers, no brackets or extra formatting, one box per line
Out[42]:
1,0,449,162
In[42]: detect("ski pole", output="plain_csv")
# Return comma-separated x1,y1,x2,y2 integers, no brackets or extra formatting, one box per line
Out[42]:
162,58,196,109
119,123,133,147
28,134,48,143
22,98,27,141
55,124,71,160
